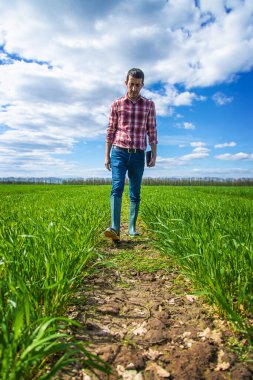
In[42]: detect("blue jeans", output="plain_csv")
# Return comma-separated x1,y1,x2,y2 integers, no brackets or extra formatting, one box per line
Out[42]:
111,146,145,203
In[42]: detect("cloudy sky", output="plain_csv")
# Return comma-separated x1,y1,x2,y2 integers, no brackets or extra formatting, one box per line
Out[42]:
0,0,253,179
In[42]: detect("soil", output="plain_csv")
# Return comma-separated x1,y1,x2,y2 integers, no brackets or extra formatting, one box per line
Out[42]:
56,223,253,380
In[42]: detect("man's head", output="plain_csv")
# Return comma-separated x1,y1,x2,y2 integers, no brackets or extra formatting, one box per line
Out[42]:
125,68,144,101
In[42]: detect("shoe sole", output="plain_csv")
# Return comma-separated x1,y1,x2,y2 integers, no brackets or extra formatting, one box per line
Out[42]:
104,230,120,241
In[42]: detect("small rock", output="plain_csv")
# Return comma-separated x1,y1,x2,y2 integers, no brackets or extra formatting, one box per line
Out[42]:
146,363,171,378
115,346,146,370
132,321,147,336
97,303,120,315
145,329,168,344
116,365,143,380
148,317,166,330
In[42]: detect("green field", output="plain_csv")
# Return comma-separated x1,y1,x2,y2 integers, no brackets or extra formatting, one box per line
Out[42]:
0,185,110,379
141,186,253,340
0,184,252,378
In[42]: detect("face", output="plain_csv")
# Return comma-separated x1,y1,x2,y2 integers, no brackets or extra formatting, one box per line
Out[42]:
125,75,143,100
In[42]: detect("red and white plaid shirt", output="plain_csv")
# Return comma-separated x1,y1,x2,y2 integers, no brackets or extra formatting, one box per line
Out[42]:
106,94,158,150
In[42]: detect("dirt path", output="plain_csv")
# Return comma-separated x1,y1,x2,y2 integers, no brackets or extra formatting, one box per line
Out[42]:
59,222,252,379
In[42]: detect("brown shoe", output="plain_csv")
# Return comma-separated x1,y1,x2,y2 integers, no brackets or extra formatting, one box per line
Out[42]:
104,227,120,242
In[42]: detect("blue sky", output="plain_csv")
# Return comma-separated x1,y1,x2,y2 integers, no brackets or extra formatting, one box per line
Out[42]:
0,0,252,178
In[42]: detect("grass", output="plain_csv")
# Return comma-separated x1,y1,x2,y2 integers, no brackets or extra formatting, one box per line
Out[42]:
1,184,252,377
108,247,171,273
141,186,253,343
0,185,111,379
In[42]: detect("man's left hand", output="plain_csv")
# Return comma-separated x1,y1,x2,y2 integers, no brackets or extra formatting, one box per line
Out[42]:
148,156,156,167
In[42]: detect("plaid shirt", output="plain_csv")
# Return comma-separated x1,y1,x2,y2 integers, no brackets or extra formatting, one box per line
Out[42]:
106,94,157,150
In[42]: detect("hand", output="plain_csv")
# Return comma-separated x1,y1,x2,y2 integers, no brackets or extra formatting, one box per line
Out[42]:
148,156,156,167
105,157,111,171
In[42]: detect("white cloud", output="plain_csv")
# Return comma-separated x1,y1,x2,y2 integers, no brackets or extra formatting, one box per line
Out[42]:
143,163,253,179
191,141,206,147
0,0,253,175
175,121,196,130
142,86,203,116
214,141,237,148
180,146,210,161
152,156,253,179
156,145,210,167
158,135,196,146
215,152,253,160
212,92,233,105
155,0,253,87
156,156,183,167
182,122,196,130
0,145,77,176
191,167,253,178
1,1,253,88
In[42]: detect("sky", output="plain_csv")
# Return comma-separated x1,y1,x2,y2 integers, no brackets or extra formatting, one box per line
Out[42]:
0,0,253,179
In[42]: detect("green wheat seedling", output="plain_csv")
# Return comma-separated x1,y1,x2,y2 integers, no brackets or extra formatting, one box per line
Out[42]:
0,185,111,379
141,186,253,342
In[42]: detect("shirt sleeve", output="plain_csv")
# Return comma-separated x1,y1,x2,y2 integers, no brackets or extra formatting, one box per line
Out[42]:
147,101,158,145
106,101,118,143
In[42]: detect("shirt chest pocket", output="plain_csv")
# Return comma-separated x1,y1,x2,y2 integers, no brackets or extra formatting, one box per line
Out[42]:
118,109,131,124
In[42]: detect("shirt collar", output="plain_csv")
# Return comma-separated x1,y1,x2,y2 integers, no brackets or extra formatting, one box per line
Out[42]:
124,93,142,104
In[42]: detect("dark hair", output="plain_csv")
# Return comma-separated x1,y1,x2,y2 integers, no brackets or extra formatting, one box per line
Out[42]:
126,68,144,83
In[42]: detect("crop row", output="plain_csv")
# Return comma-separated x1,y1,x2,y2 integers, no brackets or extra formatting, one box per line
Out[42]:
141,186,253,342
0,185,110,379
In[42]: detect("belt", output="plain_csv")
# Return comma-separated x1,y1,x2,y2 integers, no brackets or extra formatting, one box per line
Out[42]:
113,146,144,153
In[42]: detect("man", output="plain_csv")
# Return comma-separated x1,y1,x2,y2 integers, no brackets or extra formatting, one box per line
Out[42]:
104,68,158,241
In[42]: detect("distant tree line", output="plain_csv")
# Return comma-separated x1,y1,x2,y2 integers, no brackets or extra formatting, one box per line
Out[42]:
0,177,253,186
141,177,253,186
63,178,112,185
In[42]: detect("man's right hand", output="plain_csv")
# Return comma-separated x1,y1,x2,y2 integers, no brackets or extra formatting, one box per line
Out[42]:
105,142,112,171
105,157,111,171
